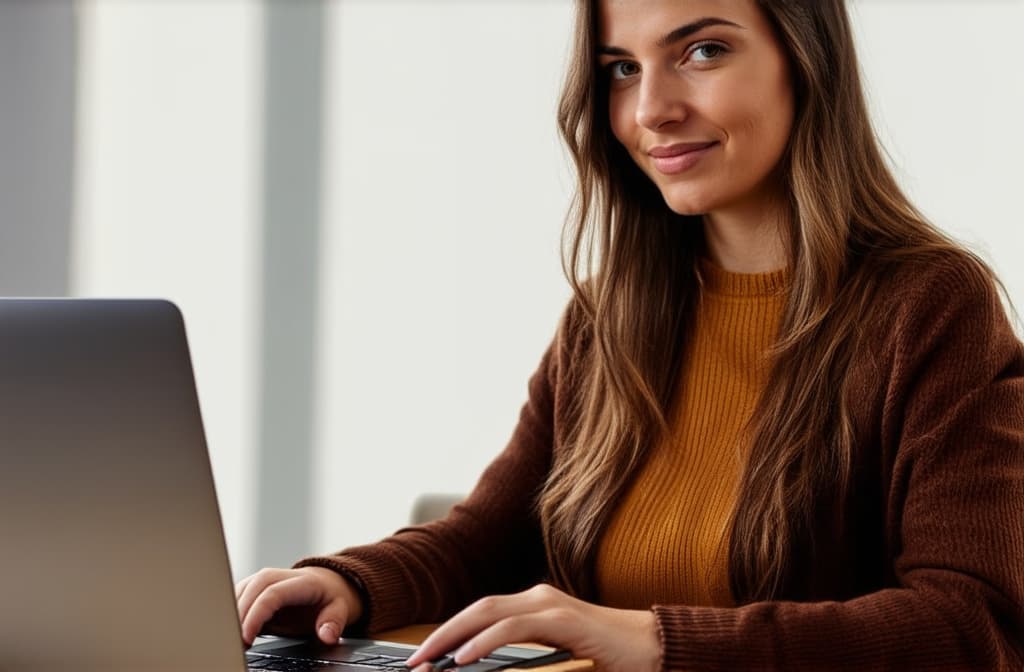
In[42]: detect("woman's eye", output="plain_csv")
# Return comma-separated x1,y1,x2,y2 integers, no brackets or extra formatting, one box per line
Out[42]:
690,42,727,63
608,61,640,80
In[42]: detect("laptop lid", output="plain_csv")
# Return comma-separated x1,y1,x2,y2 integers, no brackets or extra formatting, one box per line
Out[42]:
0,299,245,671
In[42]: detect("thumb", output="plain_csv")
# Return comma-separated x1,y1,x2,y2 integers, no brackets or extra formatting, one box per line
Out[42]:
315,603,349,644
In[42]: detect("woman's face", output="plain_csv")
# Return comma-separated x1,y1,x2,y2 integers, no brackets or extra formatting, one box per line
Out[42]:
599,0,795,217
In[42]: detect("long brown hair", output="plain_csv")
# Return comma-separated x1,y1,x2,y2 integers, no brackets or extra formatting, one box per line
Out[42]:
539,0,985,602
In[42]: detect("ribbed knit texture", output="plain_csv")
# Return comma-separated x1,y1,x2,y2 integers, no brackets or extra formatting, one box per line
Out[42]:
595,261,788,609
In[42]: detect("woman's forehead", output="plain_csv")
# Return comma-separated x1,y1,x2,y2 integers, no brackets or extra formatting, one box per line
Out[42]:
597,0,764,46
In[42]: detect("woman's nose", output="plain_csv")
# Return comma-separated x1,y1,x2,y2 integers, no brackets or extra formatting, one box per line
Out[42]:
634,70,688,131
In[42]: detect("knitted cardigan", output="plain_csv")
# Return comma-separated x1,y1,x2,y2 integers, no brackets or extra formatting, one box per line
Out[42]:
298,252,1024,670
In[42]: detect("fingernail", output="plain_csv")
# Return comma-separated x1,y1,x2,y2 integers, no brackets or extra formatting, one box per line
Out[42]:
319,622,340,642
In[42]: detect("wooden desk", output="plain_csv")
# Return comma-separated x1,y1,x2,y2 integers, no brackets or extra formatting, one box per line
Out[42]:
378,625,594,671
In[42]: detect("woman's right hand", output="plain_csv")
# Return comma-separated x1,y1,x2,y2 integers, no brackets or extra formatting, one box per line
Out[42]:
235,567,364,647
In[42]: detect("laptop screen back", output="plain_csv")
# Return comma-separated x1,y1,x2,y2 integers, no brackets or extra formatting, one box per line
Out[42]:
0,300,245,671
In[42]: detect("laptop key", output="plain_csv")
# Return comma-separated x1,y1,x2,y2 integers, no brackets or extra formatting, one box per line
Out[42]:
260,661,299,671
370,656,408,666
351,656,406,667
247,654,280,667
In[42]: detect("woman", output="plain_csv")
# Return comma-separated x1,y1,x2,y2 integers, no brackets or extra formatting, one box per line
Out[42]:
236,0,1024,669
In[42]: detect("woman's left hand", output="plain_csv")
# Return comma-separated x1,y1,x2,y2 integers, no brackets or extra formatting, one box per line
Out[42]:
404,583,661,672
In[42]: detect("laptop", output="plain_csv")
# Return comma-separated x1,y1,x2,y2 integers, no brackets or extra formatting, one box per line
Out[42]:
0,299,571,671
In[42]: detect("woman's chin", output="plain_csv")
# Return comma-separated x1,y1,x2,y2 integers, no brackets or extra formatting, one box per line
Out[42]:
659,194,710,217
651,182,719,216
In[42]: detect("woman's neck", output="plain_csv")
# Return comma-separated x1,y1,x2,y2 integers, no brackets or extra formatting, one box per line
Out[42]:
701,196,788,273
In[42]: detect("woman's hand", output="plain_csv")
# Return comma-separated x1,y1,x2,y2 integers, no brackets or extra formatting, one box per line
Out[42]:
235,567,364,647
405,584,661,672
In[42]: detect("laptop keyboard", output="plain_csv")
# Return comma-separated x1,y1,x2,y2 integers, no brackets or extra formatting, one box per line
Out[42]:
247,651,507,672
247,652,409,671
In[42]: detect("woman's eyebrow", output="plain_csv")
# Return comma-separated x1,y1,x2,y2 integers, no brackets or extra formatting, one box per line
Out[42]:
599,17,743,57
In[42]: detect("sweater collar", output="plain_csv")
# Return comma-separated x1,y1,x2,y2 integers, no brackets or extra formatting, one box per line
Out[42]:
697,257,790,297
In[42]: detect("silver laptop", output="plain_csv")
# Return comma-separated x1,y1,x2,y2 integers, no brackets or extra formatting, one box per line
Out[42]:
0,299,246,671
0,300,569,672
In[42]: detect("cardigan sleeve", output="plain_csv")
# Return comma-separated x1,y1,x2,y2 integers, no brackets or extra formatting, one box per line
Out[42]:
653,258,1024,670
293,315,568,634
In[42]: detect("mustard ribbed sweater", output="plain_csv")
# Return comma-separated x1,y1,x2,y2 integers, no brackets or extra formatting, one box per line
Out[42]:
595,261,788,609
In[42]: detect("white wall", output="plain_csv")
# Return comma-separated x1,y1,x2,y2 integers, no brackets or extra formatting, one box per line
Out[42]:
72,0,263,579
313,0,575,554
851,1,1024,306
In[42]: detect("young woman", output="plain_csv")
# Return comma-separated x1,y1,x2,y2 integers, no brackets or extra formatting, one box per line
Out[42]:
236,1,1024,669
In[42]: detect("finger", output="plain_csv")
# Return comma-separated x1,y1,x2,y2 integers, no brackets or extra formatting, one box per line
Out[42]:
407,592,535,667
234,575,252,602
240,575,320,645
237,569,289,631
237,571,274,628
453,609,582,666
406,596,505,666
316,621,341,646
314,601,350,645
408,585,568,667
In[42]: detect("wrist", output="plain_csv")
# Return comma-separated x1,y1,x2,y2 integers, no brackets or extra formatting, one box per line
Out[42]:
638,609,661,672
336,573,364,626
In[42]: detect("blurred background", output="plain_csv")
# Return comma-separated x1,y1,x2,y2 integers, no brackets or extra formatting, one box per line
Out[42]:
1,0,1021,582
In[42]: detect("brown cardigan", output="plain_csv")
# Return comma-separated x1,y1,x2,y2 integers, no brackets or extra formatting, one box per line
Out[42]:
298,252,1024,670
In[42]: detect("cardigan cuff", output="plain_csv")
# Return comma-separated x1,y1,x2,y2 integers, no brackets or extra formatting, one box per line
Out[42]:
294,550,413,635
653,604,774,671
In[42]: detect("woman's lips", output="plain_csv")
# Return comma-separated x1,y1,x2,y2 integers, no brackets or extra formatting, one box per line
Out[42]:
648,141,718,175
